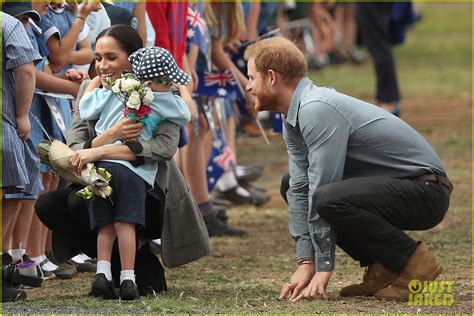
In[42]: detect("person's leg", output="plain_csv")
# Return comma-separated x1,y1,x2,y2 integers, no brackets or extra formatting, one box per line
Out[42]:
182,113,211,205
28,173,53,260
2,198,21,250
114,222,135,271
313,177,449,271
10,200,35,260
97,224,115,264
36,185,98,266
115,221,139,301
91,224,119,299
356,3,400,107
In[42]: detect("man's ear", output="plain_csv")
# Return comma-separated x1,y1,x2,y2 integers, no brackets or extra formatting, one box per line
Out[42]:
267,69,278,87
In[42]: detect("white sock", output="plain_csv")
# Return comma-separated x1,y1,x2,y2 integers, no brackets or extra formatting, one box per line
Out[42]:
8,249,26,261
71,254,85,264
31,255,46,265
96,260,112,281
78,253,92,261
120,270,135,284
216,171,239,191
40,259,59,272
235,186,251,197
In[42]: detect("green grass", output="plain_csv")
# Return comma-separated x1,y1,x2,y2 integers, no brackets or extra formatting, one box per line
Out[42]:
2,3,472,314
313,3,472,100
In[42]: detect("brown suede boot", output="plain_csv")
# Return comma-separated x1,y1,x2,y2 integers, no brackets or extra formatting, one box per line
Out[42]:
374,243,443,301
340,262,397,297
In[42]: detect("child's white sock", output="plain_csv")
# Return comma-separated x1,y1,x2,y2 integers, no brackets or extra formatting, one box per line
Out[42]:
120,270,135,284
8,249,26,261
96,260,112,281
31,255,46,265
216,171,239,191
40,260,59,272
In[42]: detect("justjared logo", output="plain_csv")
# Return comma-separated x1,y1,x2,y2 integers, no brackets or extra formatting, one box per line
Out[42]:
407,279,454,306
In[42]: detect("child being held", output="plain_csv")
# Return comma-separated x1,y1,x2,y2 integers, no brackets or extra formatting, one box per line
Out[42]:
78,46,192,300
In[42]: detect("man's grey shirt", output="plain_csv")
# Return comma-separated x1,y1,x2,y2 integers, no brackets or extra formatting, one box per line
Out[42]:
283,77,446,271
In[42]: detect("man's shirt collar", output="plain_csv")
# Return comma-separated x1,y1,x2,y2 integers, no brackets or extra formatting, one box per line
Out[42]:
286,76,313,127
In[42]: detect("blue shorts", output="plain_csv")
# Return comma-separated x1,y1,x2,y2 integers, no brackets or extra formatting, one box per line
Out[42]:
87,161,147,231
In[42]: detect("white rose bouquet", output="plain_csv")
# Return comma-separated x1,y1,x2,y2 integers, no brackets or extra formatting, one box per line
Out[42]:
106,73,160,131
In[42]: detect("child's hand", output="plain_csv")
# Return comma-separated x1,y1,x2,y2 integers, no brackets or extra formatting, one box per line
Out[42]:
85,76,102,92
66,69,89,83
110,118,144,142
16,116,31,140
77,0,101,19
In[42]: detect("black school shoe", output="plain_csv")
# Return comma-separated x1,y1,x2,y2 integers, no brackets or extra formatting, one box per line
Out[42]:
214,186,268,207
202,209,248,237
2,285,26,302
120,280,139,300
91,273,118,299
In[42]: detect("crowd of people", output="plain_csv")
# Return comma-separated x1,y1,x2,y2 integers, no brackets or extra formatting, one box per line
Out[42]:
2,0,445,306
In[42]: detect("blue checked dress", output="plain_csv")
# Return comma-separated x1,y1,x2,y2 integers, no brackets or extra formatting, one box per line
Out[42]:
2,13,43,199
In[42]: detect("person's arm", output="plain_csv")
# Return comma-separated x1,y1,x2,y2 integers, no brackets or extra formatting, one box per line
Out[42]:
245,1,261,41
211,38,248,88
133,2,147,46
45,2,99,71
35,70,80,97
186,45,200,92
70,119,180,172
14,62,36,140
211,38,255,114
67,38,94,66
298,100,350,271
68,81,180,164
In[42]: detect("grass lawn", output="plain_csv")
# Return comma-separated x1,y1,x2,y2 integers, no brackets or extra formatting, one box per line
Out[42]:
2,3,471,314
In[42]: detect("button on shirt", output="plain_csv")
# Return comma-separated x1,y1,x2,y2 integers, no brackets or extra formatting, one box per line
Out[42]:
283,77,446,272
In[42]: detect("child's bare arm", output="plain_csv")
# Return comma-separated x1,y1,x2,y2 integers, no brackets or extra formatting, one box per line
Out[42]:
14,62,36,140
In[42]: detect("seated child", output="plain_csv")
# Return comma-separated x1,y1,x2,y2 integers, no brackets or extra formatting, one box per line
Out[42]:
78,46,191,300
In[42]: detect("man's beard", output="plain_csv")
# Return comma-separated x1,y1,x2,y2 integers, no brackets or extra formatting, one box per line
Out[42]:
255,85,279,112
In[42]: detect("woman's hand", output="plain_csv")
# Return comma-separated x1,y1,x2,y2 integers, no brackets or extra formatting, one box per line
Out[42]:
291,271,333,301
70,148,102,175
279,263,315,301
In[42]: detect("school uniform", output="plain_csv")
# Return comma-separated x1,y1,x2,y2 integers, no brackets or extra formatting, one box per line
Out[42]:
39,6,89,140
2,13,43,199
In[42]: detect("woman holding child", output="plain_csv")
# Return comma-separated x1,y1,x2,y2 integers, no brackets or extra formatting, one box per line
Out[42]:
35,25,210,300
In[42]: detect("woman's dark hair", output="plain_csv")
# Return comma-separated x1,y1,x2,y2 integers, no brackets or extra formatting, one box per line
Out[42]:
96,25,143,56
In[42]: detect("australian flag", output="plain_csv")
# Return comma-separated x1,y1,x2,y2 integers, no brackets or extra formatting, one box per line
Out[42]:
207,129,236,192
196,69,243,100
186,3,208,55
